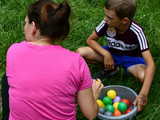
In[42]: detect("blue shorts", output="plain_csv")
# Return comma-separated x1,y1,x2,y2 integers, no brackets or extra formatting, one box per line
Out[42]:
102,46,145,70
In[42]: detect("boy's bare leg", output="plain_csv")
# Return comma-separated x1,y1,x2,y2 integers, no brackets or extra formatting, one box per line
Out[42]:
76,46,104,63
127,64,146,82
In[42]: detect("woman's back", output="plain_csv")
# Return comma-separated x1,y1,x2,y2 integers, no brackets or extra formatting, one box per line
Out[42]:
7,41,92,120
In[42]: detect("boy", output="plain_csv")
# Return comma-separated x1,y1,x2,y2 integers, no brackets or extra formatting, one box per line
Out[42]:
77,0,155,111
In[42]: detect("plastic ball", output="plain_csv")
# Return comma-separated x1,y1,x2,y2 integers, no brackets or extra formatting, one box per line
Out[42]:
113,96,121,103
125,108,132,114
105,104,115,113
99,108,105,114
107,89,117,99
103,96,112,105
104,111,112,116
121,99,130,106
96,99,105,108
113,102,119,109
113,109,122,116
118,102,128,112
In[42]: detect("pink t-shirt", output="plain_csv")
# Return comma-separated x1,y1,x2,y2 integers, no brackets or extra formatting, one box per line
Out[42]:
6,41,92,120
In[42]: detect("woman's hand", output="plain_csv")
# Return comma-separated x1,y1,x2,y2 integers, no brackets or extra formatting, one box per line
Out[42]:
92,79,104,100
134,94,147,112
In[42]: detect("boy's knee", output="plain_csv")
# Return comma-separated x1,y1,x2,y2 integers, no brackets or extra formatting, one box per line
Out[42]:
76,47,90,57
76,47,85,56
128,65,145,82
138,71,145,82
137,66,146,82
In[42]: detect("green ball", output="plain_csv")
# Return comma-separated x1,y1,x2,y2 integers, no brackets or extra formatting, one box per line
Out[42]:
118,102,128,112
105,104,115,113
103,96,112,105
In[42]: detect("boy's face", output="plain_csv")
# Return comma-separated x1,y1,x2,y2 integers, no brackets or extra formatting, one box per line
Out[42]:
104,8,122,28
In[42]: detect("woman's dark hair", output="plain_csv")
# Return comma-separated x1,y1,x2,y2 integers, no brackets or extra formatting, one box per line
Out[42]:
27,0,70,40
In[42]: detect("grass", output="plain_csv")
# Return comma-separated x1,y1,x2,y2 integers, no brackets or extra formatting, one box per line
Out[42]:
0,0,160,119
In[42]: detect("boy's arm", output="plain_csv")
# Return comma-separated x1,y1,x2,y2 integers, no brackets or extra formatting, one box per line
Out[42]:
134,50,155,111
140,50,155,96
135,50,155,111
87,31,115,69
87,31,109,56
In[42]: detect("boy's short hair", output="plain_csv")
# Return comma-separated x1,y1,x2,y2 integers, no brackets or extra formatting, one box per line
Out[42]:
104,0,136,20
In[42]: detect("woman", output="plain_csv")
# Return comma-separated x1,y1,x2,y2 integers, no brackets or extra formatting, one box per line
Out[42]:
5,0,103,120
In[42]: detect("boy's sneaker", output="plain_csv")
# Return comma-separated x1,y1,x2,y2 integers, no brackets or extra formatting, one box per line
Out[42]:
93,66,119,80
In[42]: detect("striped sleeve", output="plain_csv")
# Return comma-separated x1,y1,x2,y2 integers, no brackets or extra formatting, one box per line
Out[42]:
95,20,107,37
130,22,149,52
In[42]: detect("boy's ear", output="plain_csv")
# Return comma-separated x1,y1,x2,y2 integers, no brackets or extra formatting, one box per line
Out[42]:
122,17,130,24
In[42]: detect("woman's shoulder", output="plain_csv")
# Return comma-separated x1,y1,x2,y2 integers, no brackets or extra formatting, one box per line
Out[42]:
62,47,81,58
7,41,25,52
59,47,85,62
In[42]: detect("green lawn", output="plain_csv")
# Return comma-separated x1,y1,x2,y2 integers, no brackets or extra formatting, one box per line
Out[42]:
0,0,160,119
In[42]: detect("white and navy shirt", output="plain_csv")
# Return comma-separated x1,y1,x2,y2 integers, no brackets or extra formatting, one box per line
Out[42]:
95,20,149,57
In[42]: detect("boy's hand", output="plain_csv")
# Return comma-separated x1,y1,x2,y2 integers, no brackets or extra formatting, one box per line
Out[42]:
104,54,114,70
134,94,147,112
92,79,104,100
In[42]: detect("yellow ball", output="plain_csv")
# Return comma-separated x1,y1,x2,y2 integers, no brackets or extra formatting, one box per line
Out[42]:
113,102,119,109
96,99,105,108
107,89,117,99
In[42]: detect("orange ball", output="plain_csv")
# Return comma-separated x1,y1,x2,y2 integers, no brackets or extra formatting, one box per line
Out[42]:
121,99,130,106
113,109,121,116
